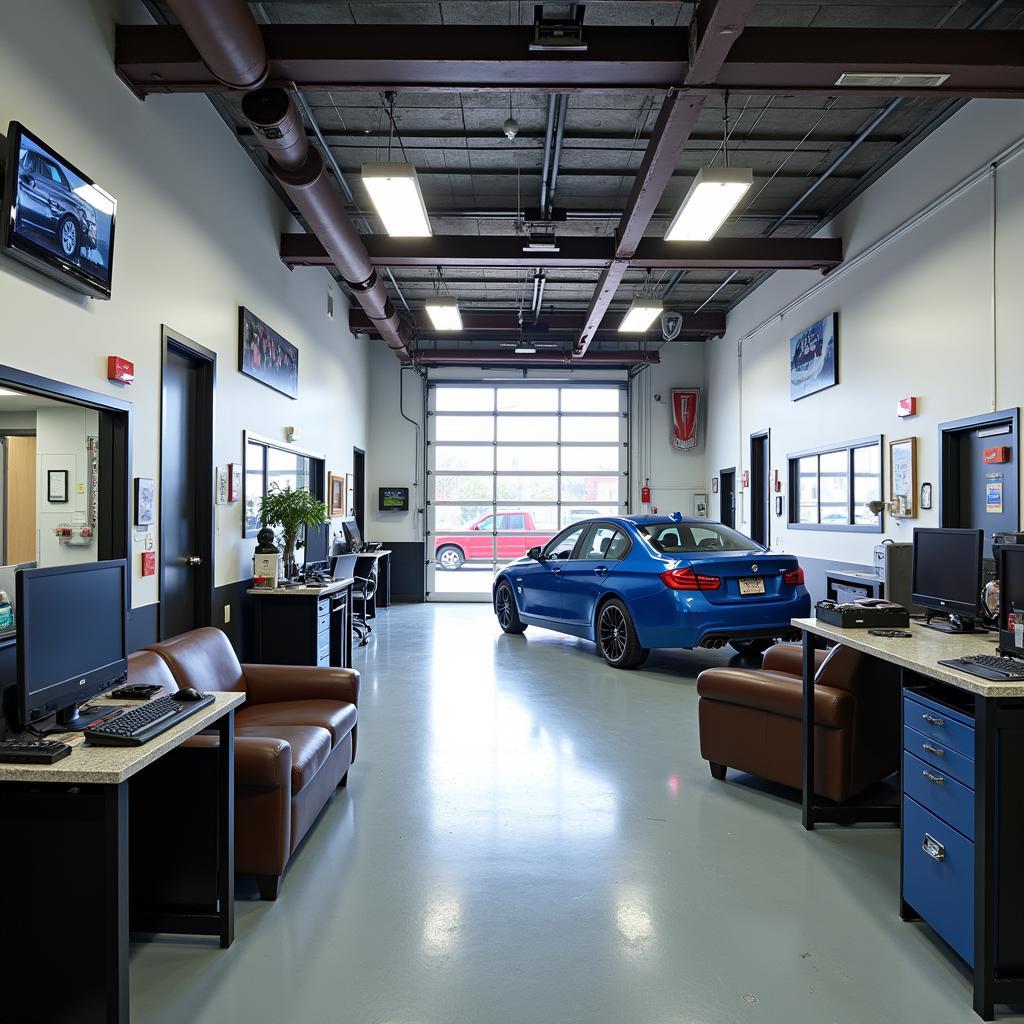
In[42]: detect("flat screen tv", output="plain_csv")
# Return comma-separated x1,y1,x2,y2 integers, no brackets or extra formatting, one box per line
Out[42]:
2,121,116,299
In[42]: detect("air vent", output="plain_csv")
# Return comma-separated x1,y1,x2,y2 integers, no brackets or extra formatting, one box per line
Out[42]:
835,72,951,88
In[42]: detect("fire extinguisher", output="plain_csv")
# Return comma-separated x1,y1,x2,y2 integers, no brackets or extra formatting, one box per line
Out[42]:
641,481,651,504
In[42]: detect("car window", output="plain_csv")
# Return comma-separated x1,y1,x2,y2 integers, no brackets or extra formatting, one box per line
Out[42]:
580,525,628,560
506,513,525,530
544,525,586,560
640,521,758,553
43,160,64,185
606,531,630,560
477,516,494,531
496,515,508,530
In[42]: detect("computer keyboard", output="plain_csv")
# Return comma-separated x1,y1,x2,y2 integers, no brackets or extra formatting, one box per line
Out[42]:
84,693,214,746
939,653,1024,681
0,739,72,764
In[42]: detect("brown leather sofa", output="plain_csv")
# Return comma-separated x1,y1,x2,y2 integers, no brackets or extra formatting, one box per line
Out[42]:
696,642,899,803
128,627,358,899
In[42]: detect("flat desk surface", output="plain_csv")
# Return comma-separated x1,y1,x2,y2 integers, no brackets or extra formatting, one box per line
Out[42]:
0,691,245,786
246,576,354,597
356,549,392,558
792,616,1023,697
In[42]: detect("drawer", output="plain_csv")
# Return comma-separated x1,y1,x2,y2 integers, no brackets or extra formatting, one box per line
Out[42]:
903,724,974,790
318,608,331,633
902,795,974,966
903,750,974,840
317,651,330,667
317,636,331,662
904,693,975,759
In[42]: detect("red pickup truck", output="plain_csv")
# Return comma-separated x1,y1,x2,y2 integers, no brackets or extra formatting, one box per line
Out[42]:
435,510,555,570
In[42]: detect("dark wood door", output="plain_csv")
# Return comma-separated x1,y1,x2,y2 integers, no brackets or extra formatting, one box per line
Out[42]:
353,447,365,537
160,330,215,639
750,432,769,547
720,469,736,529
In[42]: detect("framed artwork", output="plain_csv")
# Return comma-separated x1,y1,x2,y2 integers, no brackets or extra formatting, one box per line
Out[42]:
47,469,69,503
790,312,838,401
134,476,155,525
228,463,241,503
711,477,719,494
328,473,346,517
238,306,299,399
889,437,917,518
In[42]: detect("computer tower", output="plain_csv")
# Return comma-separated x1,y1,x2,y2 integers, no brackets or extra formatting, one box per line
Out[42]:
874,541,913,610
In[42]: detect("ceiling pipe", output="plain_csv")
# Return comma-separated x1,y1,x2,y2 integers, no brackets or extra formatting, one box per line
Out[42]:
413,350,660,367
533,273,547,323
538,96,558,212
546,97,570,215
166,0,410,360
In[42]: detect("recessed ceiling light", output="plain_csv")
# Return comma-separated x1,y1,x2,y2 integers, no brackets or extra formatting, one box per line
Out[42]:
664,166,753,242
424,297,463,331
361,162,432,237
618,297,663,333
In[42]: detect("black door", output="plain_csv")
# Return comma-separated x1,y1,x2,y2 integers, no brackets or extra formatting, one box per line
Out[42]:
750,432,769,547
720,468,736,529
353,447,366,536
160,328,216,639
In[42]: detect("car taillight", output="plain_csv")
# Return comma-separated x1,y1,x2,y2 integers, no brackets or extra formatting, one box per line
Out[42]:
661,567,721,591
783,567,805,587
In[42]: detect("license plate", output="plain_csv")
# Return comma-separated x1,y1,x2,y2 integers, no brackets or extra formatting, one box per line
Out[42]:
739,577,766,596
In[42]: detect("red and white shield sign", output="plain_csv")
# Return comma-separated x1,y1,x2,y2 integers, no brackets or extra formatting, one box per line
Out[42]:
670,388,701,451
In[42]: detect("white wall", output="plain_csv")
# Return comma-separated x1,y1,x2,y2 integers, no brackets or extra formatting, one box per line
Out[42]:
706,99,1024,567
0,0,369,610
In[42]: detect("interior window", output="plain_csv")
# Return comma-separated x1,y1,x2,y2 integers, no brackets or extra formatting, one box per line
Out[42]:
544,525,586,560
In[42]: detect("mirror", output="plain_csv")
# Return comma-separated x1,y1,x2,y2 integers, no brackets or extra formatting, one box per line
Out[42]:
0,386,103,636
527,545,544,561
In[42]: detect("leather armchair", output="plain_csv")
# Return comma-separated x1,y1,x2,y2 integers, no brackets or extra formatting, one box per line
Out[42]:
136,627,359,900
696,642,899,803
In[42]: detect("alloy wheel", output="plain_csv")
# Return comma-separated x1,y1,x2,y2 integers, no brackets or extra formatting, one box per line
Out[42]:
496,585,513,628
599,605,627,662
61,219,78,255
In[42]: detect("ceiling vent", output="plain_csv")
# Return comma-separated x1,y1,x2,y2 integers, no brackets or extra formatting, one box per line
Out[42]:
835,72,951,88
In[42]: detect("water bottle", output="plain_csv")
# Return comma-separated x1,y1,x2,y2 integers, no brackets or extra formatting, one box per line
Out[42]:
0,591,13,632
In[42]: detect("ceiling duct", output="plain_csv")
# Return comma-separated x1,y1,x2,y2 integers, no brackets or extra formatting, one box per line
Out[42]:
166,0,410,360
414,350,658,367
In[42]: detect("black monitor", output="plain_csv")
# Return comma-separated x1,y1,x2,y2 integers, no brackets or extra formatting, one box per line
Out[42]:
911,528,984,633
342,519,363,553
304,522,329,564
998,543,1024,656
16,560,128,731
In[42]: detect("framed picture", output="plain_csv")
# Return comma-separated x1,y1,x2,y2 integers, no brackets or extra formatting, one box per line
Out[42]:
790,312,838,401
328,473,346,517
134,477,155,525
238,306,299,399
711,477,719,494
889,437,917,518
47,469,69,503
920,482,933,510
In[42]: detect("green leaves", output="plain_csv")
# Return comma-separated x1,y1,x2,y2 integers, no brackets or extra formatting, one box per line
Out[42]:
258,486,329,546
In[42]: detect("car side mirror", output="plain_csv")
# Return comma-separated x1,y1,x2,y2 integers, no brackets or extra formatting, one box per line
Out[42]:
527,546,544,561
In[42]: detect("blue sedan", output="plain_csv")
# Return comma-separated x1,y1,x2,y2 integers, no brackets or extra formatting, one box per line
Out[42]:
492,513,811,668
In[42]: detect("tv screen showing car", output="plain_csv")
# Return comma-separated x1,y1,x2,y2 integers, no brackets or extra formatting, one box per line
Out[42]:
2,121,116,299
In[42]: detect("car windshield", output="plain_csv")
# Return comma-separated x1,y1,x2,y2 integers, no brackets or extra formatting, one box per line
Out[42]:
639,522,759,554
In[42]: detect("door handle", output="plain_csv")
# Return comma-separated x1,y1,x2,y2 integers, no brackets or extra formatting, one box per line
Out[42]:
185,555,203,567
550,567,562,575
594,566,609,576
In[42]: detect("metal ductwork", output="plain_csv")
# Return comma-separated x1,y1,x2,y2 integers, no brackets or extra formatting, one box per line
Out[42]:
413,350,660,368
166,0,411,360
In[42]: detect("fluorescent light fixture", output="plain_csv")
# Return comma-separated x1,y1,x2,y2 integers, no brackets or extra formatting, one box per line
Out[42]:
664,166,753,242
514,345,537,354
361,162,432,237
618,297,663,333
424,297,463,331
835,72,950,88
523,232,560,253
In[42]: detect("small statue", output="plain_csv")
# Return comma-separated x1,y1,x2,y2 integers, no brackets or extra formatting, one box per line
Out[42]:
255,526,279,554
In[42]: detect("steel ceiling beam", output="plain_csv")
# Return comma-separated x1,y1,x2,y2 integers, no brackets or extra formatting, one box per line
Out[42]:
281,233,842,271
412,349,661,367
115,25,1024,97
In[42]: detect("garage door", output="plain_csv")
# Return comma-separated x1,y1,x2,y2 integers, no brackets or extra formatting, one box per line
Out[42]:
426,383,629,601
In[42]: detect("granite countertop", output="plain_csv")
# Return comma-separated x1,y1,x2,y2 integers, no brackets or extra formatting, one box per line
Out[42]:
792,616,1023,697
0,691,245,785
246,576,355,597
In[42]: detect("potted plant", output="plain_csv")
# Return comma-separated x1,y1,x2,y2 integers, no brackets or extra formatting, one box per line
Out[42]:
258,485,329,579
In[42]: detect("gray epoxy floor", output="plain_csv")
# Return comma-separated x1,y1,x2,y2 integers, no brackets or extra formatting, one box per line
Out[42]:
132,603,1018,1024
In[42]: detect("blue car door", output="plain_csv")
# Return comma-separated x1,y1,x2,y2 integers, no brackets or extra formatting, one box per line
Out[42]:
517,524,587,620
560,524,629,624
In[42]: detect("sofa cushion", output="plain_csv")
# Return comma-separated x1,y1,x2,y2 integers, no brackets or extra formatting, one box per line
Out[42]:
696,667,853,728
235,699,357,749
236,724,331,793
145,626,246,694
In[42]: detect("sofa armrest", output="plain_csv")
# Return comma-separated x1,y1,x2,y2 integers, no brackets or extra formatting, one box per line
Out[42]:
762,642,829,678
235,735,292,789
697,667,853,728
240,663,360,707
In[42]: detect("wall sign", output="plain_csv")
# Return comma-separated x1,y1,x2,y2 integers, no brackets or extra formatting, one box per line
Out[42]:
134,477,155,525
889,437,917,518
987,474,1005,514
670,388,701,451
693,493,708,518
47,469,68,503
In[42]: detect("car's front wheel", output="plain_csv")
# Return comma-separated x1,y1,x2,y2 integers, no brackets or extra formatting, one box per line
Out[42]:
58,215,80,257
494,580,526,634
729,638,774,656
436,545,465,570
597,598,649,669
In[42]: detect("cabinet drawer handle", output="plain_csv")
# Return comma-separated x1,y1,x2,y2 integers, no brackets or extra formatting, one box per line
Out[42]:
922,713,945,726
922,743,945,757
922,833,946,862
921,769,945,785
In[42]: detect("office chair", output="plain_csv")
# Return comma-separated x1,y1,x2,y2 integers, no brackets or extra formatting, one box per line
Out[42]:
352,558,378,647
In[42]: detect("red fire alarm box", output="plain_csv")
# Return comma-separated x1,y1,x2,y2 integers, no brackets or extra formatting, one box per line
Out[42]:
984,446,1011,464
108,356,135,385
742,470,749,488
897,397,917,418
141,551,156,576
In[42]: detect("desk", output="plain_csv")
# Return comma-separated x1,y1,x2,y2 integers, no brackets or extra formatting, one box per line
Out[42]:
793,617,1024,1019
355,549,392,618
0,691,243,1024
248,577,354,668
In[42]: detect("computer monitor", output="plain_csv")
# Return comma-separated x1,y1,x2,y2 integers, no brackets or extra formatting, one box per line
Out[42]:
342,519,363,553
911,528,984,633
998,543,1024,656
16,559,128,731
304,522,329,565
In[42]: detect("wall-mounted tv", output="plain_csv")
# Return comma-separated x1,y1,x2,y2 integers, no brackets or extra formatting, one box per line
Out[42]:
2,121,117,299
379,487,409,512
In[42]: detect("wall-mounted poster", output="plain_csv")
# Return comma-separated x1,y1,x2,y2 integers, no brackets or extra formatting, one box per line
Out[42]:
239,306,299,399
134,477,155,525
693,493,708,518
670,388,701,451
889,437,917,518
789,312,838,401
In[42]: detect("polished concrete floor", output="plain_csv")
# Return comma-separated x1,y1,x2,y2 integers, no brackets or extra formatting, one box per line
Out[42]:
132,603,1016,1023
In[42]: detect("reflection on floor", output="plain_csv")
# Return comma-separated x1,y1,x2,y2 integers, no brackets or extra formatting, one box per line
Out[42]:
432,565,500,595
131,604,992,1024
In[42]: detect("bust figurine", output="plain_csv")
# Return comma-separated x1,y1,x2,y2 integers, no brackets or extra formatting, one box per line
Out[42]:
255,526,279,554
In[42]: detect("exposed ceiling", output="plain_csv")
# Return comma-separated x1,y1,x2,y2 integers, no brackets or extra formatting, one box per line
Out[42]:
129,0,1024,362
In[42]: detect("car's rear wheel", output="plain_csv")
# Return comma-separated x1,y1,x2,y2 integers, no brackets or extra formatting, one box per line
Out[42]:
597,598,649,669
58,215,80,257
730,638,774,656
436,545,465,571
494,580,526,634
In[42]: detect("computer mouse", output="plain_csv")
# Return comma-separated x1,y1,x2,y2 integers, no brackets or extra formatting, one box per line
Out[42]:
172,687,205,703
